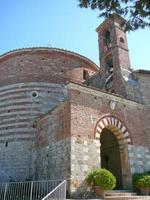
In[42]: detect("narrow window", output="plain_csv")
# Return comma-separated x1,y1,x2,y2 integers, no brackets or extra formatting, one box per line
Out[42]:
120,37,124,43
105,56,113,91
5,141,8,147
83,70,89,80
105,31,111,50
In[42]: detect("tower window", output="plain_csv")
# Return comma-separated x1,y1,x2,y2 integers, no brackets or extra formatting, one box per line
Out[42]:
105,31,111,50
83,70,89,80
105,56,113,91
120,37,124,43
106,58,113,75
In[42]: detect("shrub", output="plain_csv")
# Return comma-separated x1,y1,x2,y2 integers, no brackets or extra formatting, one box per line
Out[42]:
133,173,143,188
136,175,150,188
133,172,150,189
87,168,116,190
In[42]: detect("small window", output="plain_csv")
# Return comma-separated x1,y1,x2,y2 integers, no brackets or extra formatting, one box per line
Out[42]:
31,91,38,98
5,141,8,147
120,37,124,43
83,70,89,80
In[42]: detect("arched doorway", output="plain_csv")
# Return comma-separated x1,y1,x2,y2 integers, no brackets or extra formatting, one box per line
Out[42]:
95,116,132,189
100,128,122,189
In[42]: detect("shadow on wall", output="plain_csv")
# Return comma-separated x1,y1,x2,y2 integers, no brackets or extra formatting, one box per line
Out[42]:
0,170,10,183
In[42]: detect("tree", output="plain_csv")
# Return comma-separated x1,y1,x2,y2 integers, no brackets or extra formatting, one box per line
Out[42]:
78,0,150,31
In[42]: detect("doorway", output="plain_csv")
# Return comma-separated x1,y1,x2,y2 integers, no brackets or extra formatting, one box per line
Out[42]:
100,128,123,189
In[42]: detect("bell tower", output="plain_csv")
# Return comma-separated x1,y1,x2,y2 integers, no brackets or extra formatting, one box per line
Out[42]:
96,15,131,94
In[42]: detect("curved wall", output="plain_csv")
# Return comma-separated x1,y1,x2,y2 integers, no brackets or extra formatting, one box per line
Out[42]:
0,48,98,86
0,82,68,181
0,48,98,181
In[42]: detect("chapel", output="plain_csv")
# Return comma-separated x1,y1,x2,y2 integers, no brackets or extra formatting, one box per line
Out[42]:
0,15,149,197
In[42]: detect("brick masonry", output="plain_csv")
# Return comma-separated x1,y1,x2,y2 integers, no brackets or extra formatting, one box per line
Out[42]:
0,48,97,86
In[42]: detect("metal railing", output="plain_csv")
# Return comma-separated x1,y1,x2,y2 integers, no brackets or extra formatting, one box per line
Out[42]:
42,180,66,200
0,180,62,200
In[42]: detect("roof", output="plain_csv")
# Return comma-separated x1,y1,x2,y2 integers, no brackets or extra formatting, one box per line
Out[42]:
134,69,150,74
96,14,126,32
0,47,99,70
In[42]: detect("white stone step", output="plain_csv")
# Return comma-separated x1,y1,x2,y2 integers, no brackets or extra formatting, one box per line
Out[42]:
104,190,150,199
105,191,136,196
105,196,150,200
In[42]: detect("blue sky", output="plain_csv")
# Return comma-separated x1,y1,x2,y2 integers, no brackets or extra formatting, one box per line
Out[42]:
0,0,150,70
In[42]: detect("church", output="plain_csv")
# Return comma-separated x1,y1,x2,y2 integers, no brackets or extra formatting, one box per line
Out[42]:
0,15,150,197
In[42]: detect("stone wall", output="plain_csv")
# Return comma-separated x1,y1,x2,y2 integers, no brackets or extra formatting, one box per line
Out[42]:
143,105,150,149
135,72,150,105
35,101,71,182
70,136,100,195
70,136,150,196
0,140,34,182
0,82,68,182
128,144,150,174
87,68,143,103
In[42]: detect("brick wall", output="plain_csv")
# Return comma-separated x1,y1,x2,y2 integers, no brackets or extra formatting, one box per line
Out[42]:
68,83,146,146
67,82,149,195
0,48,97,86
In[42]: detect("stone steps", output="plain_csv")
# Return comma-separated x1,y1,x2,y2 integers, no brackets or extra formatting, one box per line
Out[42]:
68,190,150,200
104,190,150,200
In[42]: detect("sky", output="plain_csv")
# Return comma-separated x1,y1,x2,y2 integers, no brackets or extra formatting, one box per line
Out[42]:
0,0,150,70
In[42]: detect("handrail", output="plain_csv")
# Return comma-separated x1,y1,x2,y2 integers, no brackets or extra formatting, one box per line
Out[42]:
0,179,63,200
42,180,66,200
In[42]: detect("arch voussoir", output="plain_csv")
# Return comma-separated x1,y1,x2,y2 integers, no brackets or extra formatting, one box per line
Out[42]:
95,116,132,144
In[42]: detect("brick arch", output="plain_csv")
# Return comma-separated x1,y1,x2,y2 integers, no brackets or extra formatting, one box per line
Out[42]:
95,116,132,145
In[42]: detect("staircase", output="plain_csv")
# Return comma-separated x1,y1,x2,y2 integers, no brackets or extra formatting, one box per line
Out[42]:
105,190,150,200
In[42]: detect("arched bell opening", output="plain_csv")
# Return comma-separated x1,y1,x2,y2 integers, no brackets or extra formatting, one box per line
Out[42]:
95,116,132,189
105,55,114,91
103,30,112,51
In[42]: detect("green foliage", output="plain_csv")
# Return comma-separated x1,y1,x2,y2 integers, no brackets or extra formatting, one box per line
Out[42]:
78,0,150,31
87,168,116,190
87,169,98,187
133,172,150,188
137,175,150,188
